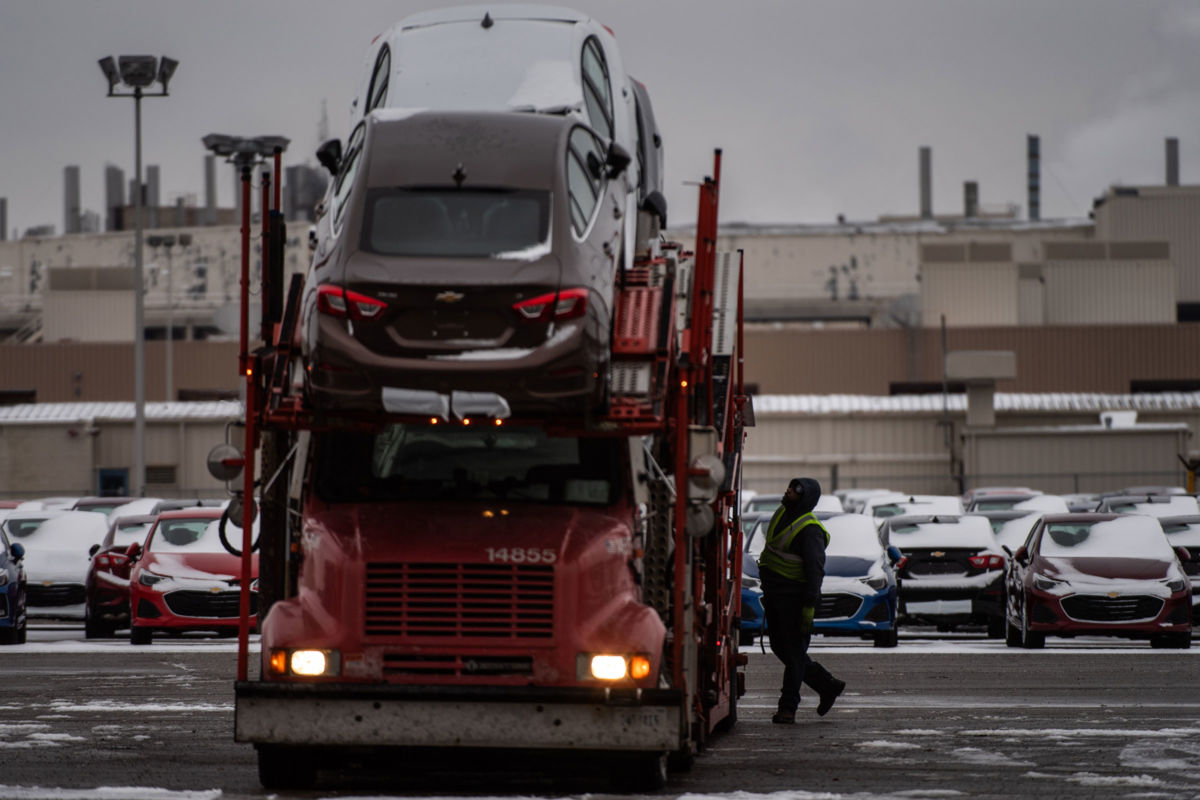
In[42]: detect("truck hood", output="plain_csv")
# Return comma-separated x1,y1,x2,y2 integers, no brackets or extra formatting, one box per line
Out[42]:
315,501,631,563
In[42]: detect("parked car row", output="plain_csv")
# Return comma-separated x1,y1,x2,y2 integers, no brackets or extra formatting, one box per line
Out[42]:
739,484,1197,649
0,497,258,645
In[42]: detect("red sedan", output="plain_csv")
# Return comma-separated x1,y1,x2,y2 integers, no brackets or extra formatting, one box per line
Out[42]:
1005,513,1192,648
127,509,258,644
84,513,157,638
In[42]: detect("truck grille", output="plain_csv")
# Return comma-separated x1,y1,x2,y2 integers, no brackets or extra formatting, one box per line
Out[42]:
365,562,554,639
163,589,256,618
1061,594,1163,623
817,593,863,619
27,583,85,606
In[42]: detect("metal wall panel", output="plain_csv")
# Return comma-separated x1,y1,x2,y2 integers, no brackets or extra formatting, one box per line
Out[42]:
921,262,1018,326
744,324,1200,395
0,341,239,402
1044,260,1174,324
1095,188,1200,302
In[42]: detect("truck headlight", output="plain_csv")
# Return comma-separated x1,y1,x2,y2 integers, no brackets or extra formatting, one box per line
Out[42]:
579,653,652,681
268,648,341,677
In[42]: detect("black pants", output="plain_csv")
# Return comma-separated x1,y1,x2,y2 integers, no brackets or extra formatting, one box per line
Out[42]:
762,591,839,713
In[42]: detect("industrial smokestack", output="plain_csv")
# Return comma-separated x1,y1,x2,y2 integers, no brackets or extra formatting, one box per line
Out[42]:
919,146,932,219
63,165,81,235
204,154,217,225
1166,137,1180,187
105,164,125,232
964,181,978,218
1027,134,1041,221
0,198,7,241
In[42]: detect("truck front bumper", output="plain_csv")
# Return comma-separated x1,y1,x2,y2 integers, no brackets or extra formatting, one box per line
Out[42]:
235,682,684,751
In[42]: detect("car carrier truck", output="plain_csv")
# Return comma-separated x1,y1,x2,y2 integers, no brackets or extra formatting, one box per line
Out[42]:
213,112,748,791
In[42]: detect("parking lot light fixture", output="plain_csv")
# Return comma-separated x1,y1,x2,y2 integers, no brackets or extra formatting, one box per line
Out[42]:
98,54,178,496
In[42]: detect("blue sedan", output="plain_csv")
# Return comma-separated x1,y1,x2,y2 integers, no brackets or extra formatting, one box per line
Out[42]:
741,512,902,647
0,523,27,645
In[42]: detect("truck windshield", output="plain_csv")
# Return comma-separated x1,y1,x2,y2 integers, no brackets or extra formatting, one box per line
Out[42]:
315,424,618,505
361,188,551,258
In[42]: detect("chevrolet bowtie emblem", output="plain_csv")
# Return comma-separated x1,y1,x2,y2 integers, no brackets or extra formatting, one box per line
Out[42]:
1107,591,1120,598
930,551,945,558
435,290,464,303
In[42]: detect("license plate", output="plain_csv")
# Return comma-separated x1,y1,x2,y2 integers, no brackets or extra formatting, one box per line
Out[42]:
906,599,972,615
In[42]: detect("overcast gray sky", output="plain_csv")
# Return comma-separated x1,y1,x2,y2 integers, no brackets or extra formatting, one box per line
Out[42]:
2,0,1199,236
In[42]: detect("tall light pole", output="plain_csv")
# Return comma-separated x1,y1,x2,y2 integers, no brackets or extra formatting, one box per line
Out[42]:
99,54,178,496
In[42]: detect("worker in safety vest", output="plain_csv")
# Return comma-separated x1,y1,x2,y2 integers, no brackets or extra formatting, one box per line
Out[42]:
757,477,846,723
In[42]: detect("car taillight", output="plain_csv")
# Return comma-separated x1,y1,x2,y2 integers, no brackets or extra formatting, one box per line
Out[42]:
513,287,588,322
317,284,387,321
96,553,127,569
894,556,908,571
969,554,1005,570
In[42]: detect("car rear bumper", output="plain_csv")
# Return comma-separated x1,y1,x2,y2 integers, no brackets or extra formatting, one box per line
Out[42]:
309,315,605,413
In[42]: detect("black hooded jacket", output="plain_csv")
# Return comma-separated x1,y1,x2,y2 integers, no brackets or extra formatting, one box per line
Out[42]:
759,478,826,607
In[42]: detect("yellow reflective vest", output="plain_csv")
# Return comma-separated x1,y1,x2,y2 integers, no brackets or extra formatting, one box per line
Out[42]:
757,507,830,582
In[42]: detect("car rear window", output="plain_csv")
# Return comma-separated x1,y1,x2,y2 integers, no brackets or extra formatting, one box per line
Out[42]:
362,188,550,258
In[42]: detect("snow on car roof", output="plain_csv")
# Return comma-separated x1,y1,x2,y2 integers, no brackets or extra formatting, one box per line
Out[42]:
1040,515,1175,559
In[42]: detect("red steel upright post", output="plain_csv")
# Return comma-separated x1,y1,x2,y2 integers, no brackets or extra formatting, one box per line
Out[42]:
237,164,256,682
261,171,272,345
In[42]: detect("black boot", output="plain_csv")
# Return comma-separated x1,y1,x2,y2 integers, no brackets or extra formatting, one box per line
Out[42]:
817,679,845,716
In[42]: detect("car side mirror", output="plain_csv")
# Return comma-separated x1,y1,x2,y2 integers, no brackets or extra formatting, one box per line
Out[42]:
1013,546,1029,565
10,542,23,562
1175,546,1193,564
316,138,343,176
605,142,632,178
886,545,903,564
125,542,141,561
89,543,100,557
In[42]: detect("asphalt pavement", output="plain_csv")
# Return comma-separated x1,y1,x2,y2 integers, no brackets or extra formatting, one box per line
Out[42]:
1,625,1198,799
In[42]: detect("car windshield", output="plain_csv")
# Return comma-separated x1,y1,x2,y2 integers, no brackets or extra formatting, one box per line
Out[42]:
388,21,580,113
3,516,52,539
1039,517,1175,559
316,424,619,505
361,188,551,258
825,516,882,557
148,518,217,552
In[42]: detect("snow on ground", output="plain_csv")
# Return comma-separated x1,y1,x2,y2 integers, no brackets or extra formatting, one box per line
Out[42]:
0,790,220,799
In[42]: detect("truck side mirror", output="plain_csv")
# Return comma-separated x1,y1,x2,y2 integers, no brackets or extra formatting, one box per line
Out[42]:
641,190,667,228
316,138,343,176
